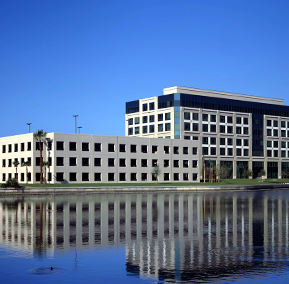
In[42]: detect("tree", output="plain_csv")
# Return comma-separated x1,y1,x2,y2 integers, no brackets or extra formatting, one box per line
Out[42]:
12,160,20,181
33,130,47,184
151,165,161,183
220,165,230,183
260,168,266,179
42,161,50,184
202,156,206,183
243,169,253,179
22,160,31,184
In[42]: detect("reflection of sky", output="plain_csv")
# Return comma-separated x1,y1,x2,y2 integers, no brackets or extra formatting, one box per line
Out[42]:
1,190,289,283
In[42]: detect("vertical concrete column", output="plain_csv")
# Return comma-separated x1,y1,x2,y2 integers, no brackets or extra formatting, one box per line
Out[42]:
101,198,108,246
125,195,131,243
63,202,70,249
76,202,82,248
248,160,253,179
233,160,237,179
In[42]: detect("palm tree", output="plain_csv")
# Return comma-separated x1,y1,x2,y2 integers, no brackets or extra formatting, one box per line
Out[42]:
42,161,50,184
33,130,47,184
13,160,20,181
22,161,31,184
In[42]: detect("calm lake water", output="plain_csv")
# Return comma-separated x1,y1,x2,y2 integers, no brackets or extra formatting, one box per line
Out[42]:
1,189,289,283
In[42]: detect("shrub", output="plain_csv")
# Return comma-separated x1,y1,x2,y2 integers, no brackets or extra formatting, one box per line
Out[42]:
1,178,23,189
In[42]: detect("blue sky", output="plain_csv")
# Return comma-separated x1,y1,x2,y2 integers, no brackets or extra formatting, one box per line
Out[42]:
1,0,289,137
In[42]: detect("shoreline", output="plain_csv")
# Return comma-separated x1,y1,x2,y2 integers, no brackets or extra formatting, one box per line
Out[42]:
1,183,289,195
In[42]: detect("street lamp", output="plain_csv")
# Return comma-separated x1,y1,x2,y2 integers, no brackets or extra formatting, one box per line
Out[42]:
27,123,32,133
78,126,82,134
73,115,78,134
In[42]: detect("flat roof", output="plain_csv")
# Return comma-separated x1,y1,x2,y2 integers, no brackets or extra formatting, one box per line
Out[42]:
163,86,284,106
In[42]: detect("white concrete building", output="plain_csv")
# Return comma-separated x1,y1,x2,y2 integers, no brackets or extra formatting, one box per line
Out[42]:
0,133,200,184
126,86,289,179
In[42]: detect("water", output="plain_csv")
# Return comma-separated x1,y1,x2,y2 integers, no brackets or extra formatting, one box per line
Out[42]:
1,189,289,283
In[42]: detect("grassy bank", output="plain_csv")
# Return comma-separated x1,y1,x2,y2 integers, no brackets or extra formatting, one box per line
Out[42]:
20,178,289,188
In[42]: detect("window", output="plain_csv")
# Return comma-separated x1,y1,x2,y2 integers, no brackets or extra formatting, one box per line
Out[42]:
2,159,5,167
158,114,163,121
192,147,197,155
141,159,147,167
56,141,64,150
274,141,278,148
281,130,286,137
8,144,12,152
141,145,148,153
141,173,147,181
274,129,278,137
164,173,170,181
47,141,52,151
220,138,225,145
244,139,249,146
211,115,216,122
202,124,208,132
82,143,89,151
108,143,115,152
70,142,77,151
143,126,148,134
82,158,89,166
184,122,190,131
149,115,154,122
2,145,6,153
56,173,64,182
192,160,198,168
174,147,179,154
281,121,285,128
94,143,101,152
174,173,179,181
244,149,249,156
236,139,242,146
152,145,158,153
35,158,40,166
274,150,278,157
211,147,216,155
237,149,241,156
193,123,198,131
236,117,241,124
2,173,5,182
210,125,216,132
164,146,170,154
56,157,64,166
183,147,188,154
244,127,249,135
211,137,216,145
14,144,18,152
282,151,286,157
227,126,233,134
282,141,286,148
164,160,169,167
131,159,137,167
220,115,225,123
236,127,241,134
21,143,24,151
202,114,208,121
193,173,198,181
165,123,171,131
267,150,272,157
130,173,137,181
184,112,190,120
202,147,208,155
131,145,137,153
152,159,158,167
183,173,189,181
36,142,43,151
267,120,271,126
94,158,101,167
70,173,77,182
202,137,208,144
227,148,233,156
119,144,126,152
227,138,233,145
143,116,148,123
193,113,198,121
267,141,272,147
158,124,163,132
70,157,77,166
165,113,171,120
220,125,225,133
227,116,233,123
244,117,248,125
119,173,126,181
108,173,114,181
173,160,179,167
143,103,147,111
135,117,140,124
274,120,278,127
119,158,126,167
149,125,154,133
128,128,133,135
128,118,133,125
267,129,272,136
149,102,154,110
183,160,188,168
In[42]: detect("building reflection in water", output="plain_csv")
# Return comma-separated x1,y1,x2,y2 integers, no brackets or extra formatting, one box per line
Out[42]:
0,190,289,282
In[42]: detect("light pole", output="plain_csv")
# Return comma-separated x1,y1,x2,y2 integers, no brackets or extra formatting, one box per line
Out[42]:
27,123,32,133
78,126,82,134
73,115,78,134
